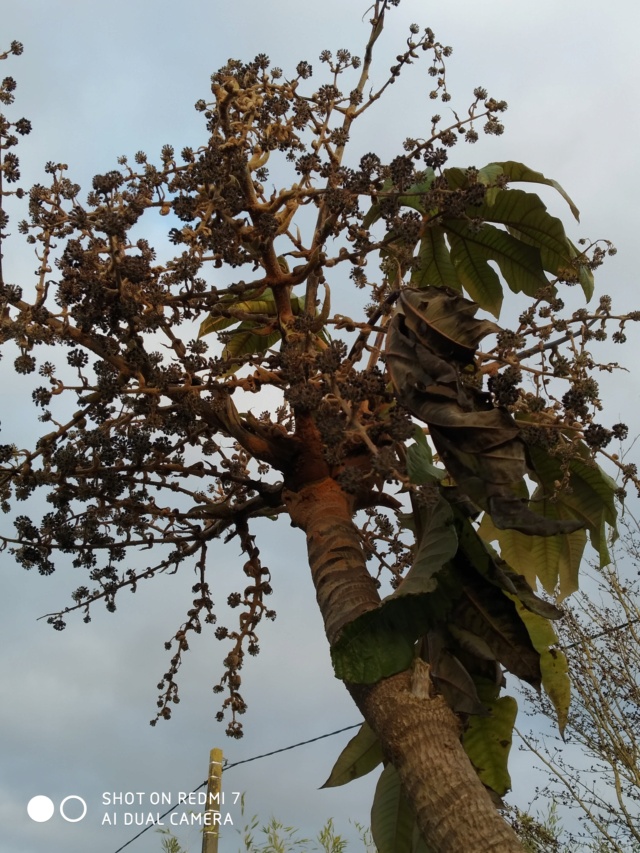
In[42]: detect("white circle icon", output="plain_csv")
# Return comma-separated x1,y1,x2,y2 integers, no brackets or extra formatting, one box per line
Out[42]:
27,796,55,822
59,795,87,822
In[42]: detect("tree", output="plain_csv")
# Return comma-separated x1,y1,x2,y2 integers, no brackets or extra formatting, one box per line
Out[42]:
511,510,640,851
1,4,637,850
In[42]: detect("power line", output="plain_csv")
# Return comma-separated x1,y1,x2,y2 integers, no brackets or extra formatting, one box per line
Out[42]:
111,723,361,853
110,618,640,852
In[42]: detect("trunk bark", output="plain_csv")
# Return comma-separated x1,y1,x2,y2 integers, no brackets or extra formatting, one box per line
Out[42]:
284,476,524,853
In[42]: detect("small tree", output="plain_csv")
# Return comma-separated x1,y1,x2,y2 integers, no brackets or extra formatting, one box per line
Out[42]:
512,510,640,851
1,4,637,851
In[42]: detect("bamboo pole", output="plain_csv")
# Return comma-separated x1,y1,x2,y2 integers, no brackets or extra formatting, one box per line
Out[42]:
201,748,223,853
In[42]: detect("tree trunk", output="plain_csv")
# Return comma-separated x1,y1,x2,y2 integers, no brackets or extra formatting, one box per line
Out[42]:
284,477,524,853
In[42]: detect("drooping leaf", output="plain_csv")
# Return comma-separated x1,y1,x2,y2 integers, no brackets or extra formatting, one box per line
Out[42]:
482,161,581,221
411,225,460,291
398,285,501,358
321,722,383,788
400,497,458,596
427,630,489,715
371,763,432,853
461,678,518,796
385,288,584,537
405,428,446,484
478,502,587,601
450,564,542,688
330,495,458,683
528,442,618,572
454,507,563,621
512,601,571,735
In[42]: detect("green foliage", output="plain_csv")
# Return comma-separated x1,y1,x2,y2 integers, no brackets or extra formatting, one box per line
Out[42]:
371,764,433,853
321,723,384,788
479,441,618,600
461,679,518,796
367,161,592,317
330,493,457,683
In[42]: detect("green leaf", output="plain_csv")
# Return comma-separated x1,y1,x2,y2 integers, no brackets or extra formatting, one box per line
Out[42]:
330,496,457,683
478,439,618,595
427,633,489,715
477,189,573,269
363,202,382,229
221,323,282,364
513,603,570,735
406,429,445,484
371,764,418,853
478,506,587,601
446,229,504,317
442,219,548,299
528,443,617,570
485,161,581,221
411,225,460,290
397,170,436,212
451,569,542,688
321,722,384,788
454,509,563,621
198,288,305,339
329,601,419,684
394,498,457,596
198,290,277,338
462,679,518,796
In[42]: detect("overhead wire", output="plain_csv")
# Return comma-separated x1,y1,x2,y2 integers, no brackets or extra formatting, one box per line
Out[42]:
111,722,361,852
111,617,640,851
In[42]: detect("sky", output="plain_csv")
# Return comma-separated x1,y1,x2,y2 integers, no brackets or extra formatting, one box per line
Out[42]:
1,1,639,851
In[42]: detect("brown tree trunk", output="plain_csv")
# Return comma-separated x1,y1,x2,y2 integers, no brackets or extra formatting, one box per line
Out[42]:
284,477,524,853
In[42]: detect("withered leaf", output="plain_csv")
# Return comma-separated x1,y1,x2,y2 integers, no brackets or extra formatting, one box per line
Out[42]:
386,288,583,537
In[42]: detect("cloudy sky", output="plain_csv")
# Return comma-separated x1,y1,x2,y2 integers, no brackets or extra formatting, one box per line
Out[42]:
1,1,639,851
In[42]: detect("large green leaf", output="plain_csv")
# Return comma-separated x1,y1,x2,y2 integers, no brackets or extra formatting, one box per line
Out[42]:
321,722,383,788
330,495,458,683
411,225,460,291
528,443,618,570
443,219,548,300
198,287,305,336
442,165,590,297
363,171,436,229
451,564,542,688
405,428,445,484
470,188,573,270
402,497,458,596
446,229,504,317
371,764,433,853
513,602,570,735
198,292,277,338
483,161,580,221
454,508,563,621
221,323,282,364
461,679,518,796
478,506,587,601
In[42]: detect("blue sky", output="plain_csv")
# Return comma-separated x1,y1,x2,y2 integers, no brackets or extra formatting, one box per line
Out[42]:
1,2,639,851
